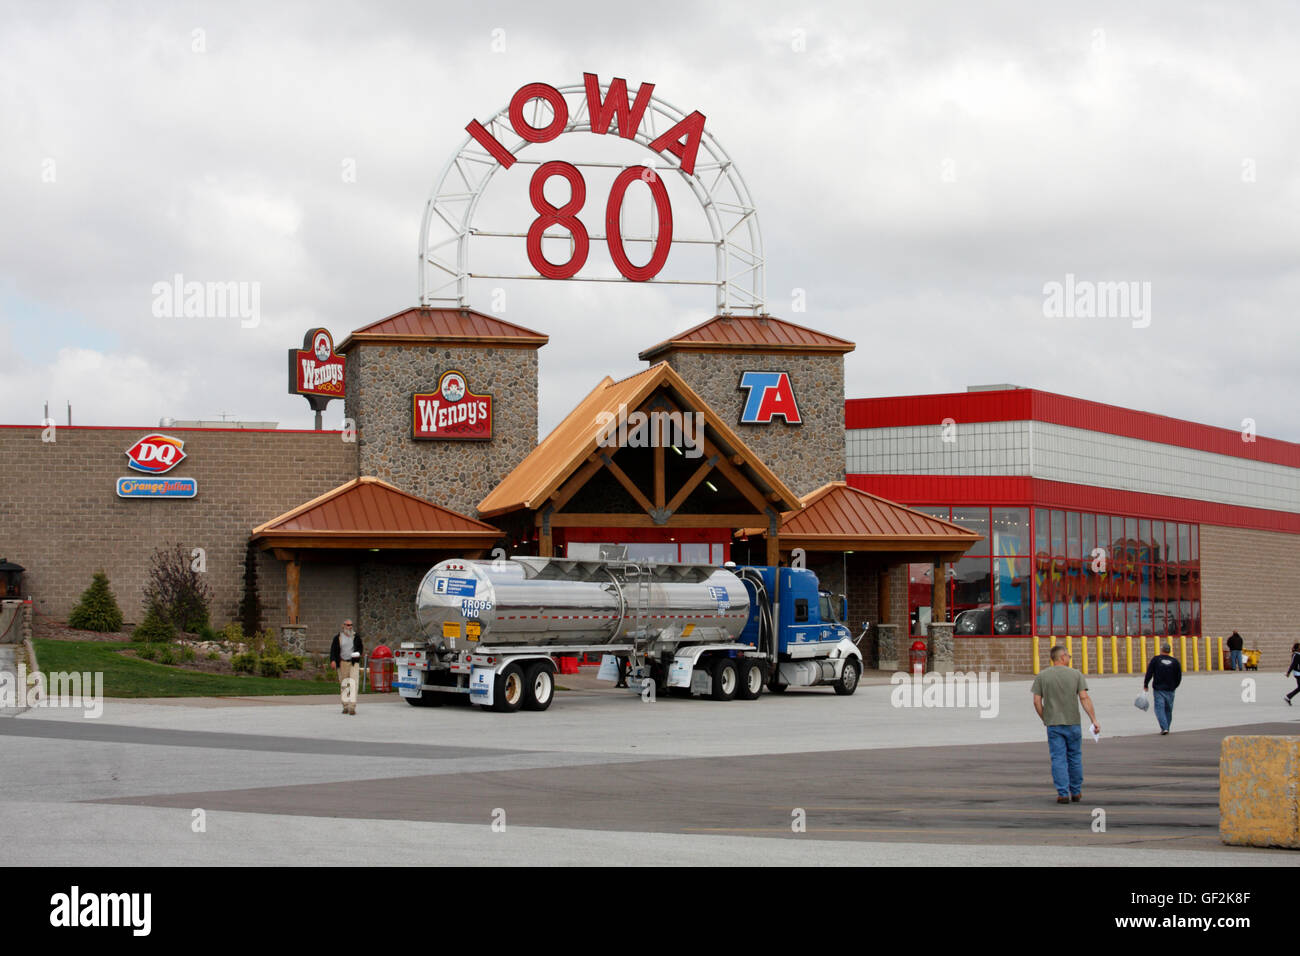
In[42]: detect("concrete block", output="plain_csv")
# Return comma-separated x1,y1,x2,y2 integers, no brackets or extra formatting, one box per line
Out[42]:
1219,735,1300,849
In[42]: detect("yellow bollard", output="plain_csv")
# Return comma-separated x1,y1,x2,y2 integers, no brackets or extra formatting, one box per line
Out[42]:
1080,635,1089,674
1111,635,1118,675
1180,634,1188,666
1067,636,1074,670
1139,635,1146,666
1125,635,1133,674
1192,634,1200,672
1218,635,1225,671
1032,635,1040,675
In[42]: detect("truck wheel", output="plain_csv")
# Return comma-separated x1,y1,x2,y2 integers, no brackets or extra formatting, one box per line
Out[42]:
709,657,738,701
833,658,861,696
736,658,764,700
405,691,442,707
523,661,555,712
491,664,525,713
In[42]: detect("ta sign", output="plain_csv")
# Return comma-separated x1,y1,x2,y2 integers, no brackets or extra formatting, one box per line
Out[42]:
465,73,705,283
738,371,801,425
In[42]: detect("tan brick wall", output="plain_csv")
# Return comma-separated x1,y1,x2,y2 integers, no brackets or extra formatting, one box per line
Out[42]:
1201,524,1300,669
0,425,357,648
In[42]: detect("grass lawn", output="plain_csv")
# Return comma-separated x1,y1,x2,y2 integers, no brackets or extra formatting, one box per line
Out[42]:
32,640,344,698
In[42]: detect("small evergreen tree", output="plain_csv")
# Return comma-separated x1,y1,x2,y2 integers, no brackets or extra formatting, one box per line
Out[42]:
239,540,264,637
132,603,176,643
67,571,124,632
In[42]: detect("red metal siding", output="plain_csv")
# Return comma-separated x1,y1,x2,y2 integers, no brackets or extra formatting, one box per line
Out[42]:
848,474,1300,535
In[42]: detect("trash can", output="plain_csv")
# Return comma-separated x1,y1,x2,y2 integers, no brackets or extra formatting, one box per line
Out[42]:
368,644,395,692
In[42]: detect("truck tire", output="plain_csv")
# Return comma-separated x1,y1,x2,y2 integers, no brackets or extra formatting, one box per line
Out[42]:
709,657,738,701
491,663,526,713
405,690,443,707
736,658,764,700
522,661,555,712
833,658,861,696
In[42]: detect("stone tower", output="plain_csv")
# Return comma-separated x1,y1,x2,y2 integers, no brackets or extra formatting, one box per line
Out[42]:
639,314,855,499
339,307,547,516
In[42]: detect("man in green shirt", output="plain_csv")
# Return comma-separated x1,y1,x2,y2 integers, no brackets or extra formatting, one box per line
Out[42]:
1031,645,1101,804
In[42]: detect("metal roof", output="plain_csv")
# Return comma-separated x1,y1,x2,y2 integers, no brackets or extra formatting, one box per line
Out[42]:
252,477,502,550
336,307,548,353
639,314,855,361
477,362,802,518
741,481,983,556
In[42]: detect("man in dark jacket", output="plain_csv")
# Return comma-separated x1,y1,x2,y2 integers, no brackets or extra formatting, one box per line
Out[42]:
1226,631,1244,671
329,620,364,715
1143,641,1182,735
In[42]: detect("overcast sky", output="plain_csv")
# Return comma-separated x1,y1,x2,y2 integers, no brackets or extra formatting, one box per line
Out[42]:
3,0,1298,443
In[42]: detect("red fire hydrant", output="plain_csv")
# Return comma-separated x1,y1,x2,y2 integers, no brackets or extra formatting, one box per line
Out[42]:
909,640,928,676
368,644,394,692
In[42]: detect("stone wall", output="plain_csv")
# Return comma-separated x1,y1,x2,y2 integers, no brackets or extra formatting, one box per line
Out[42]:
346,344,538,516
658,350,845,498
358,561,429,649
0,425,357,646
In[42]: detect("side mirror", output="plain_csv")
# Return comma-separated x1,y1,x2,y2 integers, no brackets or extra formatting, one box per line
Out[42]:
838,594,848,623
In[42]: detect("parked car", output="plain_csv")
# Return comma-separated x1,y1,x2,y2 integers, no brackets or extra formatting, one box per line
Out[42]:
954,604,1026,635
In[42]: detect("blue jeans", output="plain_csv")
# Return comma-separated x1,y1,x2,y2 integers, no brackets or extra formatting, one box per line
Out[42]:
1153,689,1175,731
1047,724,1083,797
1230,649,1243,671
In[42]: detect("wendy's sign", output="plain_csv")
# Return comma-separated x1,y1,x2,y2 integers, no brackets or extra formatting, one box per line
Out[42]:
413,371,493,441
463,73,705,283
288,328,345,426
125,434,187,474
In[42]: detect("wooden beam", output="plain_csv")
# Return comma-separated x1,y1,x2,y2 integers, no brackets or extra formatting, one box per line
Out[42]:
932,560,947,623
766,534,780,566
711,453,771,514
665,454,718,514
548,513,765,528
550,454,604,512
600,453,655,515
653,444,665,511
285,555,301,626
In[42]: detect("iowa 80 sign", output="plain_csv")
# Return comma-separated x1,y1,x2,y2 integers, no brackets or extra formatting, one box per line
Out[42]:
420,73,766,315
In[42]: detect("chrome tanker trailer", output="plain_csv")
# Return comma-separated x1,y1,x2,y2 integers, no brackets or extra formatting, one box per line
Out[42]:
394,556,862,713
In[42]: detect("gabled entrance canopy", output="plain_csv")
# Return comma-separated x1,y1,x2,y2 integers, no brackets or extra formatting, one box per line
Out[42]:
478,362,802,563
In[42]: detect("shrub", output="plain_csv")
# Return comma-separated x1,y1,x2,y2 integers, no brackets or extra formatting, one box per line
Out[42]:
283,653,305,670
143,543,212,634
239,540,264,637
221,622,244,646
206,651,220,661
258,655,286,678
137,644,158,661
157,646,177,666
132,604,175,643
67,571,124,633
180,645,196,663
198,624,220,643
231,652,257,674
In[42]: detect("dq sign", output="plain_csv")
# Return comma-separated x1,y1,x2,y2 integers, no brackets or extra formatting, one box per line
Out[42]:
125,434,187,474
413,371,493,441
738,371,801,425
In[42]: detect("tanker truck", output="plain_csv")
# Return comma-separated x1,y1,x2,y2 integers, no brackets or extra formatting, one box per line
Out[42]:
394,556,863,712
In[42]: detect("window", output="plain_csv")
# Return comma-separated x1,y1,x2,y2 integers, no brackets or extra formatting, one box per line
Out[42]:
794,598,809,623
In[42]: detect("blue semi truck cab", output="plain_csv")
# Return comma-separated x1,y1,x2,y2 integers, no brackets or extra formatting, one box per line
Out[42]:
732,565,863,695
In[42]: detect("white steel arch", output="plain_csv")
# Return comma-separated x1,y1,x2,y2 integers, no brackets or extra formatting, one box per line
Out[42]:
418,81,766,314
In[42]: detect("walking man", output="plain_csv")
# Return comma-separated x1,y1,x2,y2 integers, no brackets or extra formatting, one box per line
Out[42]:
1285,642,1300,706
1227,631,1244,671
1031,645,1100,804
1143,640,1182,734
330,619,364,715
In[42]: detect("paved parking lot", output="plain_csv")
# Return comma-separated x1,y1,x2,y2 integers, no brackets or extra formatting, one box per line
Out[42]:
1,672,1296,865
